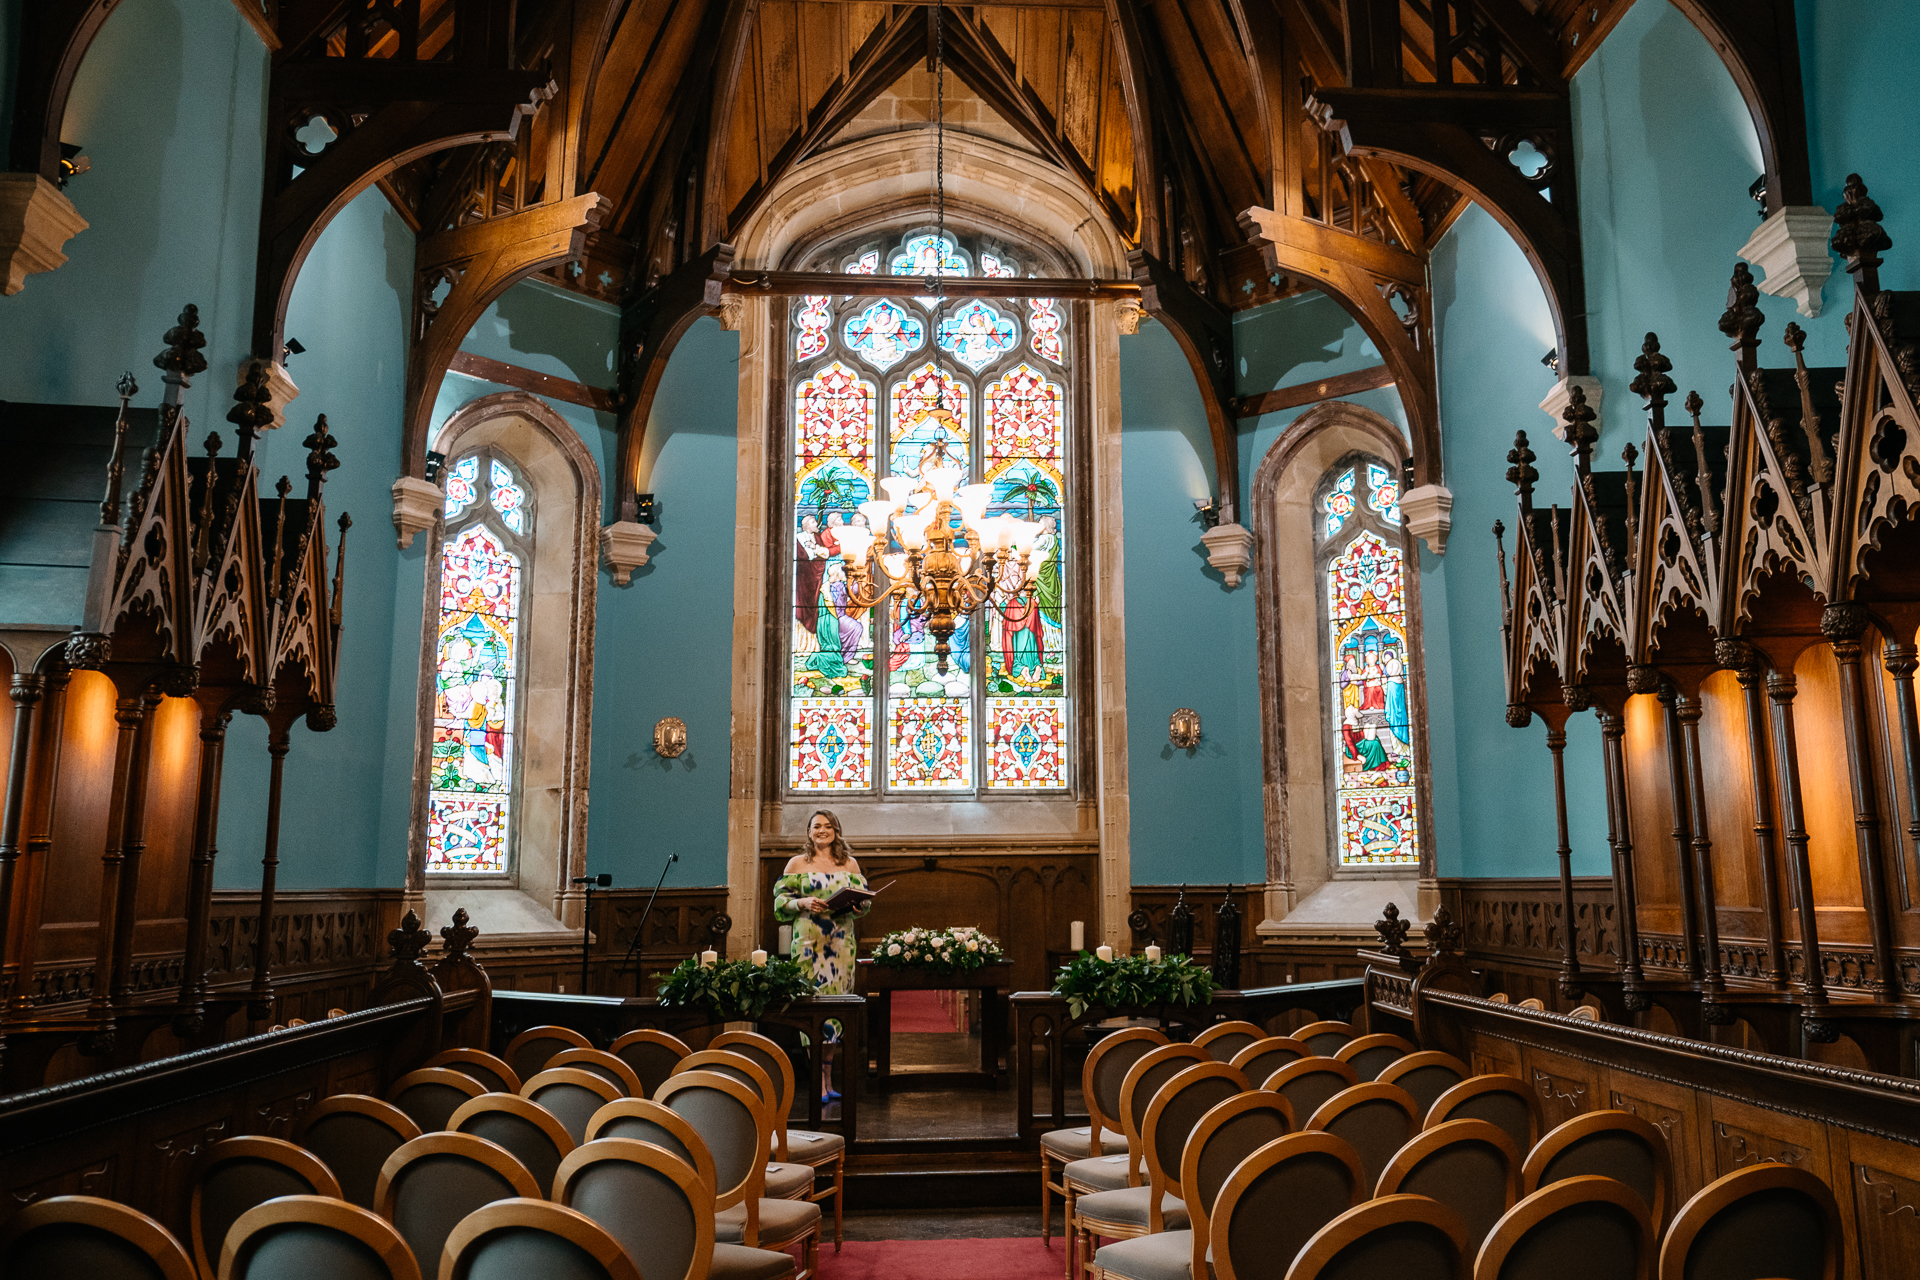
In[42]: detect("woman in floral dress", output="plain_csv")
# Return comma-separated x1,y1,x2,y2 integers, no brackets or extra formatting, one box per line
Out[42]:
774,809,872,1100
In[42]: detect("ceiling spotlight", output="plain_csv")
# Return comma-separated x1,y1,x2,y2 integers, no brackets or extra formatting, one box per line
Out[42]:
57,143,89,188
284,338,306,360
1541,348,1560,377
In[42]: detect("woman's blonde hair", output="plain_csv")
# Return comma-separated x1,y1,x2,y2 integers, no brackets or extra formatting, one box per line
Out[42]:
806,809,854,866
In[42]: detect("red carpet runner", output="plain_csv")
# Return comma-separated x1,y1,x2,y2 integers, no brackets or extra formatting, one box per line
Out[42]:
889,988,966,1034
825,1237,1058,1280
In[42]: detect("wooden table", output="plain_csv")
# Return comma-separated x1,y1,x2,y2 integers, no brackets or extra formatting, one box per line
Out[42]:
855,960,1011,1093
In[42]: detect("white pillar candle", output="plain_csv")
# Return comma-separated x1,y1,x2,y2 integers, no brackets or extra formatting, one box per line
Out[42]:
1145,945,1162,962
700,949,718,966
751,949,769,967
1095,944,1114,962
778,924,794,955
1069,920,1085,951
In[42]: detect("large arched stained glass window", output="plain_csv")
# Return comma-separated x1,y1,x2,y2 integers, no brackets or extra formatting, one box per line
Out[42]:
427,448,531,874
1317,457,1419,867
787,228,1070,795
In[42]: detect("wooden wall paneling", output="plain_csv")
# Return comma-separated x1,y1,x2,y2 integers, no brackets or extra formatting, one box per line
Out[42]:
1839,1128,1920,1280
1521,1042,1602,1133
1623,692,1683,959
1705,1090,1831,1181
1471,1033,1522,1082
1603,1066,1705,1207
1795,645,1870,939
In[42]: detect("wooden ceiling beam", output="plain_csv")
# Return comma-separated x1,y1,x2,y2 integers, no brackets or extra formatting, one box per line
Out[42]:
722,270,1140,297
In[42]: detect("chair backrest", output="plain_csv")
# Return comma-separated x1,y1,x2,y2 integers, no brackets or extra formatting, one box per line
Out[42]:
1140,1062,1249,1223
1515,998,1545,1011
1194,1021,1267,1063
0,1195,196,1280
1118,1043,1211,1180
609,1029,693,1098
583,1098,719,1195
373,1132,541,1273
1294,1021,1358,1056
1304,1082,1420,1190
1486,993,1510,1004
556,1138,716,1280
522,1068,626,1146
448,1093,577,1198
1569,1005,1602,1022
1082,1027,1169,1149
191,1135,343,1278
676,1049,778,1128
1475,1176,1654,1280
503,1026,595,1082
1333,1033,1417,1082
545,1048,644,1098
710,1031,798,1142
1656,1163,1841,1280
217,1195,420,1280
386,1068,488,1133
1181,1093,1294,1280
295,1096,424,1209
425,1049,524,1096
438,1199,642,1280
1376,1119,1522,1251
1231,1036,1311,1088
1283,1194,1470,1280
1263,1057,1359,1129
1210,1132,1370,1280
1427,1075,1541,1155
654,1070,770,1211
1522,1110,1671,1230
1377,1051,1470,1120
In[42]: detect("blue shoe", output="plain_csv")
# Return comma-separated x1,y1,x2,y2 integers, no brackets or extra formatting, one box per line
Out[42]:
822,1088,842,1103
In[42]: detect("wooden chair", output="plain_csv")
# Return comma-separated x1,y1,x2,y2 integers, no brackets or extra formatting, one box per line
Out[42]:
437,1199,641,1280
1062,1041,1202,1275
1303,1081,1421,1190
1228,1036,1311,1091
216,1196,419,1280
1262,1057,1359,1130
657,1070,821,1280
546,1048,644,1098
448,1093,577,1198
713,1029,845,1251
295,1095,424,1209
1376,1119,1523,1250
1193,1021,1266,1063
1283,1195,1470,1280
1486,994,1510,1004
1074,1061,1247,1276
373,1132,542,1274
1522,1110,1671,1231
522,1067,626,1146
677,1049,814,1202
190,1135,343,1279
1293,1021,1358,1057
503,1025,594,1082
386,1068,489,1133
1091,1089,1292,1280
1208,1133,1370,1280
1515,998,1546,1011
1426,1075,1542,1156
609,1028,693,1097
1569,1005,1603,1022
1042,1027,1162,1249
0,1195,196,1280
425,1048,524,1095
1377,1051,1471,1121
1656,1163,1841,1280
1475,1176,1654,1280
555,1138,717,1280
1332,1032,1416,1082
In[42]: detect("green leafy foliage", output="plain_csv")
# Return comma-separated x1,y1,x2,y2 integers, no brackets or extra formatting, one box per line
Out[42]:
656,955,819,1019
870,926,1006,977
1049,952,1219,1019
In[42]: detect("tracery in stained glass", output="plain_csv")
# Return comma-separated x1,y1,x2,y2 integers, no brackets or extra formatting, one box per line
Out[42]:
489,459,527,534
1028,298,1063,363
427,520,521,873
980,252,1018,279
984,365,1063,468
1322,467,1356,538
1366,462,1402,524
936,300,1019,371
844,250,880,275
886,697,973,789
796,294,832,361
843,299,925,372
890,233,969,280
445,455,478,518
889,364,970,478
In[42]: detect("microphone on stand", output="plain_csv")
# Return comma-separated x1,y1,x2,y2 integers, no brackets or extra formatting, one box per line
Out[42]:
620,852,680,998
575,874,612,994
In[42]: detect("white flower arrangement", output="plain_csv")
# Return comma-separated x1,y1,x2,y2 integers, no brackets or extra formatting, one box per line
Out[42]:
871,925,1006,975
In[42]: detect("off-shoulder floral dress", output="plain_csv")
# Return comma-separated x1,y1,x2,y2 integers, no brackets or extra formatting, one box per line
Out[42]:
775,867,872,1042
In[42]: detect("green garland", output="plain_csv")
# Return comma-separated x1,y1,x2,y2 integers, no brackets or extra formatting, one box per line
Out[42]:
870,926,1006,977
655,955,819,1019
1050,952,1219,1019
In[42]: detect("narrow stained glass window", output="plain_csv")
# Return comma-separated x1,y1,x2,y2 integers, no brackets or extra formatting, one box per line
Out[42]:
1319,459,1418,867
428,449,532,874
1028,298,1063,364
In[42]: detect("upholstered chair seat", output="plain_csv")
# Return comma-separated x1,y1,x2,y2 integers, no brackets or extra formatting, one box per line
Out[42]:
1074,1187,1192,1231
1041,1126,1133,1161
715,1195,823,1242
1095,1228,1212,1280
709,1243,802,1280
766,1160,816,1198
780,1129,846,1159
1064,1151,1137,1192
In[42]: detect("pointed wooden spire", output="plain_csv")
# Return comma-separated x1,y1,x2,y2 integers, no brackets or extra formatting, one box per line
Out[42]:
268,475,291,597
227,361,274,466
1492,519,1512,625
1685,391,1720,537
1562,383,1598,474
153,304,208,406
1630,332,1676,433
302,414,339,502
1506,430,1538,511
99,372,138,526
331,512,351,628
1830,173,1891,296
1782,321,1832,486
192,431,223,576
1718,263,1765,373
1621,442,1640,570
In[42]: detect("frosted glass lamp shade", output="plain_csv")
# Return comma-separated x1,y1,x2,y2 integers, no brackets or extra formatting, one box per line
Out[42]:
955,484,994,528
923,464,963,500
895,504,938,549
858,500,896,539
880,476,917,507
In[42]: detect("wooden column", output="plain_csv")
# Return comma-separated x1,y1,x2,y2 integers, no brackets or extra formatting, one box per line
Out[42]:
1542,704,1583,995
1674,692,1727,997
1767,670,1829,1014
0,673,45,1007
1658,685,1705,984
248,718,294,1021
8,672,68,1014
1881,641,1920,905
107,691,162,1012
83,692,152,1041
174,699,234,1032
1599,708,1647,997
1824,604,1901,1000
1726,644,1789,988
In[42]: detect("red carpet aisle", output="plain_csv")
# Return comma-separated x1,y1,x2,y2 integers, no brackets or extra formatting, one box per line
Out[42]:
890,988,966,1034
826,1237,1059,1280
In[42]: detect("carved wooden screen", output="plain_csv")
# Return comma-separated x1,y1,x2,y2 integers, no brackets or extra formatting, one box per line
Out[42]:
427,448,531,874
786,229,1071,795
1317,457,1420,867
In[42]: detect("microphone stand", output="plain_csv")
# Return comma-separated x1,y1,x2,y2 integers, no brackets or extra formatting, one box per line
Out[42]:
619,852,679,998
573,873,611,994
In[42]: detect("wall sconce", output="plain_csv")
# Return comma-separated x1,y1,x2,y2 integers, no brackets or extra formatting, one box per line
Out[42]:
654,715,688,758
1193,498,1220,530
1540,347,1559,377
1169,708,1202,750
57,143,89,188
635,492,657,524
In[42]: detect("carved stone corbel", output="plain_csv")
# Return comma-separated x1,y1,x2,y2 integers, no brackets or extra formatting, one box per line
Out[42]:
1737,206,1835,317
1400,484,1453,554
1199,522,1254,589
602,519,658,586
0,173,87,295
391,476,441,551
1540,376,1603,441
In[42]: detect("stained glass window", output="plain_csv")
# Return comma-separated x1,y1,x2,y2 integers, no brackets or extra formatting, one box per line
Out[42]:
428,449,532,874
1318,458,1418,867
787,229,1073,793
